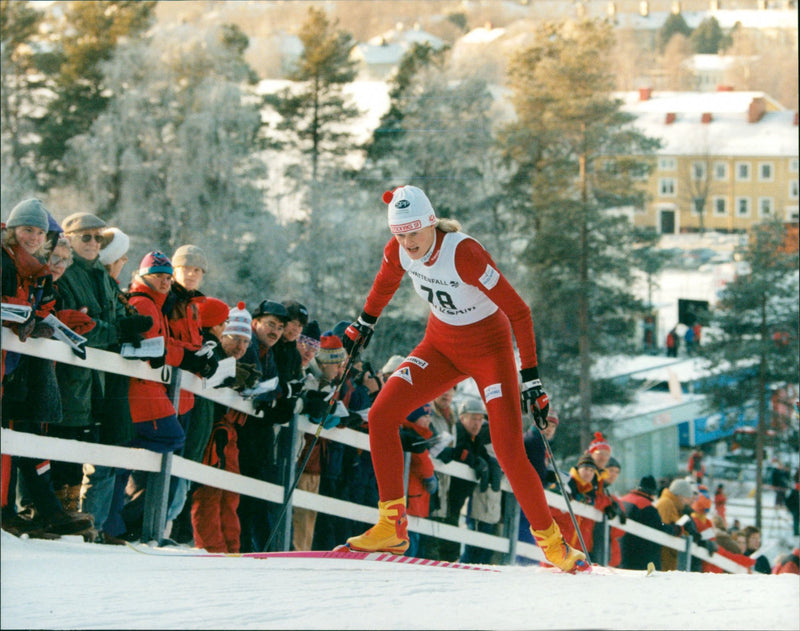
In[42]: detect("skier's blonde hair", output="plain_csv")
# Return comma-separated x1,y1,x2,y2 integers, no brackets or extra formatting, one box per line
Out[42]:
436,218,461,233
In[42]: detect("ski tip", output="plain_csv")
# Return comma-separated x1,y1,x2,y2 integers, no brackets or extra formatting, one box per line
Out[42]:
646,561,656,576
332,544,352,553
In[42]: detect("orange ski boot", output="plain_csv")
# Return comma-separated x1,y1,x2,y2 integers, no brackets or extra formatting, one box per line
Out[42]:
531,520,590,573
342,497,409,555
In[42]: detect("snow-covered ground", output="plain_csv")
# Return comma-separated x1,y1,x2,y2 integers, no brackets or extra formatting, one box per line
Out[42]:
1,531,798,630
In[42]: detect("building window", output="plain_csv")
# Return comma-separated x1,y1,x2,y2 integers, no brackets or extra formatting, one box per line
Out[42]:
736,197,750,217
659,157,676,171
692,161,707,180
735,162,751,181
713,196,727,216
790,158,799,173
758,162,774,182
787,206,799,222
758,197,773,217
713,162,728,180
659,178,676,196
790,180,799,200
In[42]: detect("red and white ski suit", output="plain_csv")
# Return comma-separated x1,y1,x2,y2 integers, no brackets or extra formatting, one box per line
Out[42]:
362,228,552,530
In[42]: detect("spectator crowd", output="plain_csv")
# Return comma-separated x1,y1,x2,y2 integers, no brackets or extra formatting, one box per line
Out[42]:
2,197,797,574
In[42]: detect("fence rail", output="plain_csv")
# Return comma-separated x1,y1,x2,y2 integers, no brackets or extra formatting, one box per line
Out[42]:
1,329,749,572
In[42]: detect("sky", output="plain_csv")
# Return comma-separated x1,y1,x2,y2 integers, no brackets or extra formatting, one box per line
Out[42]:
1,531,798,631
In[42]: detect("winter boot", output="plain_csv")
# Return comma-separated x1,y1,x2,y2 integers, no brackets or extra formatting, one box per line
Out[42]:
531,520,589,573
344,497,409,554
43,510,94,536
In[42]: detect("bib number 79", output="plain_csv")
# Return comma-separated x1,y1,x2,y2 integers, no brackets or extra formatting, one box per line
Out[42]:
420,285,457,310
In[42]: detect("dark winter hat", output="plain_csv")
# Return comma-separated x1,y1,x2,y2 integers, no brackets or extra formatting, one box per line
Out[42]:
317,334,346,364
6,198,50,231
407,403,432,422
198,297,230,329
332,320,351,341
172,244,208,272
638,475,658,496
576,453,598,471
62,212,106,233
252,299,289,322
588,431,611,454
298,320,321,349
283,299,309,326
607,457,621,470
138,251,173,276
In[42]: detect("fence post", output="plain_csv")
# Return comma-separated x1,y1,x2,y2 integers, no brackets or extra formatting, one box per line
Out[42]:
503,494,520,565
141,451,173,544
601,515,610,566
682,535,693,571
277,415,299,552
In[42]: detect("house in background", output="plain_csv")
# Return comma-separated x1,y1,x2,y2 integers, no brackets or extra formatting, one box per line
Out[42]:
620,88,799,234
350,23,445,80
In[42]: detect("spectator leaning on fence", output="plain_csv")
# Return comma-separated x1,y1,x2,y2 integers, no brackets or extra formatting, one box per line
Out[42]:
653,478,696,571
619,475,665,571
1,199,95,538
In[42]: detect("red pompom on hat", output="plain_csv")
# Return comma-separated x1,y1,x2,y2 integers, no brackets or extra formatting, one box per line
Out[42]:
198,297,229,329
588,431,611,454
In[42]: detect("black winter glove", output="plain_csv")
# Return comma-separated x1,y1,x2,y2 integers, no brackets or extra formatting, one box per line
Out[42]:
232,362,261,391
179,347,219,378
473,456,490,493
437,446,455,464
520,367,549,429
283,377,307,399
303,390,329,421
253,388,280,413
117,315,153,344
400,428,427,454
149,353,166,369
342,313,375,354
488,458,503,492
29,320,54,339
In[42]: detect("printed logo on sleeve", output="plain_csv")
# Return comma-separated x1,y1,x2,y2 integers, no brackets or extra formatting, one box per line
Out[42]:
407,356,428,369
479,265,500,290
391,366,414,385
484,383,502,402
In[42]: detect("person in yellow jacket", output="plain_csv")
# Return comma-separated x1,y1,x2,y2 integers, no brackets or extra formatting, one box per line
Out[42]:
653,478,696,570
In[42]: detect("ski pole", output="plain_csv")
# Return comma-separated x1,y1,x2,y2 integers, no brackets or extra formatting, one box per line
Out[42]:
262,342,364,552
533,417,593,563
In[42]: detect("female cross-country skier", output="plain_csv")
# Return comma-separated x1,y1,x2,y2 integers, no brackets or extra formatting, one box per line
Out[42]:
339,185,589,572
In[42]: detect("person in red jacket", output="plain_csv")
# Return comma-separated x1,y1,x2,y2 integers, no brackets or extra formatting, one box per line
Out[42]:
339,186,587,572
104,251,218,541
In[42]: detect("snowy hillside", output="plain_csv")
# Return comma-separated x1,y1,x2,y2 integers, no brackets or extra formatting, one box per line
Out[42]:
1,531,798,630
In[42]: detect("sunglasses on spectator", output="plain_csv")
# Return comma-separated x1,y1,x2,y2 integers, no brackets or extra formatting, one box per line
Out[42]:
49,255,72,267
78,234,104,243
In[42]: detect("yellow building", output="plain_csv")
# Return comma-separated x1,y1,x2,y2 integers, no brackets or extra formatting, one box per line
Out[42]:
620,89,799,234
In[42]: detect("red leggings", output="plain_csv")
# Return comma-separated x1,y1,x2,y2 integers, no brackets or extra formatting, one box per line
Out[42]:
368,310,552,530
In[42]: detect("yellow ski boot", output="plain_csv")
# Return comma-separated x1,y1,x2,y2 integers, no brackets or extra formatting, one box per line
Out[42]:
531,521,590,573
343,497,409,555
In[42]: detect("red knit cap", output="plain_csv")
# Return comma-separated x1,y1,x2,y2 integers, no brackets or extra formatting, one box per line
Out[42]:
198,297,229,328
588,431,611,454
317,334,346,364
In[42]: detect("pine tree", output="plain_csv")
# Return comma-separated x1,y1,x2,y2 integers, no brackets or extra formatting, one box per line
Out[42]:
62,23,277,303
36,1,156,181
497,19,661,451
657,12,693,53
702,219,799,528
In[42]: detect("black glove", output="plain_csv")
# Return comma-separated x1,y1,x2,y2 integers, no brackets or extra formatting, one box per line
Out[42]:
179,347,219,378
604,503,620,520
253,388,280,413
400,428,427,454
232,362,261,391
303,390,329,421
342,313,375,354
473,456,490,493
117,315,153,343
520,367,549,429
283,377,307,399
16,317,36,342
149,353,166,369
488,458,503,493
437,446,455,464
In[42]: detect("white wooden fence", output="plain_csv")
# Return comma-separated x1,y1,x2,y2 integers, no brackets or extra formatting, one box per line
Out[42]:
1,328,750,572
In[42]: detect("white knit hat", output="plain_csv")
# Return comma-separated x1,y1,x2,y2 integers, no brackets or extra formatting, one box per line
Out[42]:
223,302,252,340
384,185,437,235
98,227,130,266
